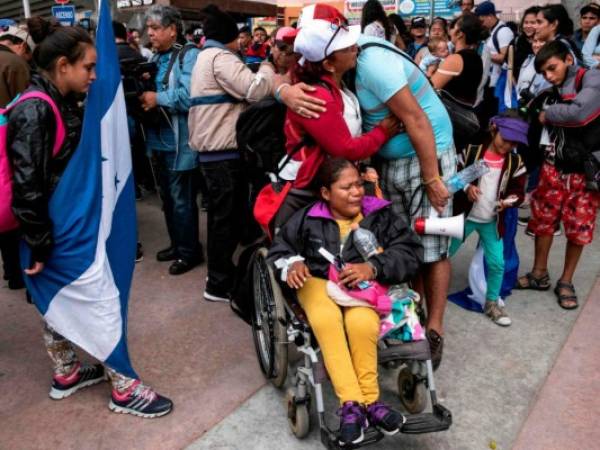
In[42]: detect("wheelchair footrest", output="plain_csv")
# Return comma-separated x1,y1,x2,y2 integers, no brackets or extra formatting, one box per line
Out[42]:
401,404,452,434
320,426,384,449
378,339,431,363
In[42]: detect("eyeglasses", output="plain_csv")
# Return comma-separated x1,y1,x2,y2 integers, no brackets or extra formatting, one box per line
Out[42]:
323,18,349,60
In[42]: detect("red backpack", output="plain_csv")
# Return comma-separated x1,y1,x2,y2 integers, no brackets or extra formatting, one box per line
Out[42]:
0,91,65,232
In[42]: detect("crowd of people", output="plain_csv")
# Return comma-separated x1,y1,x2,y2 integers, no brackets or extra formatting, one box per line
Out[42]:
1,0,599,444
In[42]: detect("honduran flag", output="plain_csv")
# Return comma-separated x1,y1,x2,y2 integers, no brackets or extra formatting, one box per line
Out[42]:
448,208,520,313
21,0,138,378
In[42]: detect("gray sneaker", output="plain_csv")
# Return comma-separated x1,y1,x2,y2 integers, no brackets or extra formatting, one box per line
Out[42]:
484,301,512,327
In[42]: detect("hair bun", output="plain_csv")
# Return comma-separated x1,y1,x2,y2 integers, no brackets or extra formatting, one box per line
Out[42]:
26,16,61,44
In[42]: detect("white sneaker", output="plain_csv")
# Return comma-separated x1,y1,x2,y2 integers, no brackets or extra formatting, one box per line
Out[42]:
484,301,512,327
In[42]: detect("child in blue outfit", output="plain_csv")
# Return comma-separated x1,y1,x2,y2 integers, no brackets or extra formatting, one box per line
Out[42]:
450,114,529,326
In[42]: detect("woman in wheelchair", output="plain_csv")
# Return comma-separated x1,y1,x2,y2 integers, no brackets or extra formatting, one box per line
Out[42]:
269,158,424,446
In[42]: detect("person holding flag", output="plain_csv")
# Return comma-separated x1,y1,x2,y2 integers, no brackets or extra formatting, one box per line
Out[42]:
7,7,172,418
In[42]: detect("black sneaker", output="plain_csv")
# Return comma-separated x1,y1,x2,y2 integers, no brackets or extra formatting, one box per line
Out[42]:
366,401,405,435
8,276,25,290
517,216,530,227
156,247,177,262
203,285,230,303
109,380,173,419
426,329,444,371
49,363,105,400
135,243,144,263
337,401,368,446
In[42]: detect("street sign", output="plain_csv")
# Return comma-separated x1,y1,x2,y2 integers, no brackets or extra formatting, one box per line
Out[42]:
51,5,76,26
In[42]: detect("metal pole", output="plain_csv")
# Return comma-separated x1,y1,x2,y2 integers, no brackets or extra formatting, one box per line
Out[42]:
430,0,434,24
22,0,31,18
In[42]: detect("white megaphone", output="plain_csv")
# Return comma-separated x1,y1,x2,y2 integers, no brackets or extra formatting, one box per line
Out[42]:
413,211,465,240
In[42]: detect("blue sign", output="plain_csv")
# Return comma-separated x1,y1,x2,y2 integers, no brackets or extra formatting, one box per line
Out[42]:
398,0,460,19
51,5,76,26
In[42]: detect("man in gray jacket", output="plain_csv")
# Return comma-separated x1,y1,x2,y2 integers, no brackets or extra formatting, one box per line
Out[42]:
189,5,274,302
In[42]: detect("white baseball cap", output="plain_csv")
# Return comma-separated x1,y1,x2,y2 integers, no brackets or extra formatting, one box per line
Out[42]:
0,26,35,51
294,4,360,63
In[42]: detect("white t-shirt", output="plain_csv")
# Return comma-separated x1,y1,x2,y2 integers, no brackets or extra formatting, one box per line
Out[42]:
485,20,514,88
469,152,504,223
340,87,362,137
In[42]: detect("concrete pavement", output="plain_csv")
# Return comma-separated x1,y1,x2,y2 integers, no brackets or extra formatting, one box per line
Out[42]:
1,194,599,450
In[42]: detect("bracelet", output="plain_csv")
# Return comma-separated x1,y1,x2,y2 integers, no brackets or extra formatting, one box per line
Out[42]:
423,175,442,186
274,83,291,103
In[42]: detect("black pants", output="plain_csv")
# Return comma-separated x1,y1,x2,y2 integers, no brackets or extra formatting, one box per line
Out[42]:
200,159,249,293
0,229,23,286
154,152,202,262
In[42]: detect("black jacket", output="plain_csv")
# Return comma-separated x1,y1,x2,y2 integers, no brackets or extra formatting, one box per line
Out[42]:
268,196,424,285
7,74,83,263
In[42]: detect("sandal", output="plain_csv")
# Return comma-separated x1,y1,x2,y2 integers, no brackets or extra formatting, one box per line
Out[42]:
515,271,551,291
554,281,579,310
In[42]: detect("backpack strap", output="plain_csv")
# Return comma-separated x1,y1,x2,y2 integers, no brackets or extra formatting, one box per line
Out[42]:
492,24,509,54
360,42,428,79
275,136,315,178
161,43,183,88
178,43,196,70
8,91,66,157
574,67,587,93
464,144,482,167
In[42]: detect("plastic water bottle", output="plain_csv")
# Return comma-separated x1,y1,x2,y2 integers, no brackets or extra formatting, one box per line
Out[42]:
353,226,380,261
444,160,489,194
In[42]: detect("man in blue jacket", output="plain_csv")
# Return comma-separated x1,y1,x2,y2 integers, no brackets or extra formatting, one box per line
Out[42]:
140,5,203,275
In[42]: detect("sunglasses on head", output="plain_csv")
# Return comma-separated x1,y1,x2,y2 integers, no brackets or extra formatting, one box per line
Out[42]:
323,17,349,60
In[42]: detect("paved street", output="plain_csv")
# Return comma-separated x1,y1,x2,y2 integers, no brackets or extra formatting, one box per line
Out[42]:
1,193,599,450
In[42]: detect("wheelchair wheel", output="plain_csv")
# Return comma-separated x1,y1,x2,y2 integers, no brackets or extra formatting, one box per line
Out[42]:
251,248,288,388
397,366,428,414
286,388,310,439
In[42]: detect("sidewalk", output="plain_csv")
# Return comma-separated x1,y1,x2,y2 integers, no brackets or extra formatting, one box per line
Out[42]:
1,195,598,450
513,277,600,450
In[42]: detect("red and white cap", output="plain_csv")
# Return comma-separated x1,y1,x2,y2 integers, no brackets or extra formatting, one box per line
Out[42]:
275,26,298,45
294,4,360,63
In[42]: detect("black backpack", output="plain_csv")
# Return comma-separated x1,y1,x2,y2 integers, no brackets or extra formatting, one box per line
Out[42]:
236,97,288,177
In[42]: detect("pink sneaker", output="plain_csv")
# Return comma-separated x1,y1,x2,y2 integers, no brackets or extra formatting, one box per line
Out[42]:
49,362,105,400
109,380,173,418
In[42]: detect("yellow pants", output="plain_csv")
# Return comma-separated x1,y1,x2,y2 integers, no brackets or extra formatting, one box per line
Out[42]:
297,277,380,405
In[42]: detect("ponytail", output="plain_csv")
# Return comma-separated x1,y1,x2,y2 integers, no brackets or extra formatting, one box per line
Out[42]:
27,16,93,72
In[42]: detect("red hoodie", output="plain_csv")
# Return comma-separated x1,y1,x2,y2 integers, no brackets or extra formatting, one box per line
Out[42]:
284,75,390,189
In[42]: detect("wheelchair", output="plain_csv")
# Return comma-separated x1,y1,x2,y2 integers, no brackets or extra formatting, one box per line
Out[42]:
250,246,452,449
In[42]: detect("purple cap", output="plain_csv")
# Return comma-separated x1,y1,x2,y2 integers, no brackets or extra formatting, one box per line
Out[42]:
491,116,529,145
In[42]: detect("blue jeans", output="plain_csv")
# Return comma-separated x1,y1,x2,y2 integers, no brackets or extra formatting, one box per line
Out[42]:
154,151,201,262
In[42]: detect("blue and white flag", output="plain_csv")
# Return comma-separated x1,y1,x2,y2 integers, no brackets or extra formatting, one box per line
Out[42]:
448,208,520,313
22,0,138,378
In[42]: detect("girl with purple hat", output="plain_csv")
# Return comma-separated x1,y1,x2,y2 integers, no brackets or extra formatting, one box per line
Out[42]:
449,113,529,326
